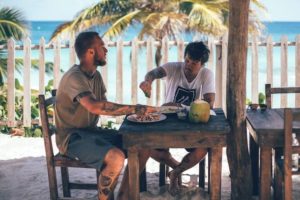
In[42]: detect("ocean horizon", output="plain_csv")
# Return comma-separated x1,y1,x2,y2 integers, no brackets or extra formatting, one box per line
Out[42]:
13,21,300,107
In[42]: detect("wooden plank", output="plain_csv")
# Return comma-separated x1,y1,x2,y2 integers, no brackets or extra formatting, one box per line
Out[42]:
266,36,273,85
215,45,222,108
271,87,300,94
116,39,123,104
69,37,76,67
207,37,215,72
131,38,138,105
209,147,222,200
221,33,228,114
251,36,259,104
7,38,15,127
296,35,300,107
280,36,288,107
39,37,46,95
265,36,274,106
101,38,108,87
284,108,292,200
177,38,184,62
23,37,31,127
259,147,272,200
146,37,154,105
128,147,140,200
53,38,61,89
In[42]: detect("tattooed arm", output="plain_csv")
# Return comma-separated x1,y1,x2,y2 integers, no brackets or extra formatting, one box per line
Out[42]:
203,93,215,109
78,94,156,116
139,67,167,98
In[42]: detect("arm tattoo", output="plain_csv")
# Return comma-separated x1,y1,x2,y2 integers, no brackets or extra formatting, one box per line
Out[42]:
145,67,166,83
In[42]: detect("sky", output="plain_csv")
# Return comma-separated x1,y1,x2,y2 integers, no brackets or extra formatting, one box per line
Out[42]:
0,0,300,22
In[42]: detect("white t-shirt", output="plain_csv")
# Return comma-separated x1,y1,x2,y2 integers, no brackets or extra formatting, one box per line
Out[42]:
162,62,215,106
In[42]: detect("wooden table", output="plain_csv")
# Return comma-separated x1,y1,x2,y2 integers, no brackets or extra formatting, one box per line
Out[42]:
246,108,300,200
119,108,230,200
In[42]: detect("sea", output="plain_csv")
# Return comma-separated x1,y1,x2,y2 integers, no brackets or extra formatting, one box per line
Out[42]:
14,21,300,106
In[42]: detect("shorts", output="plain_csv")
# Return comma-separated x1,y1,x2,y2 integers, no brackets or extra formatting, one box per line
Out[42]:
66,128,125,170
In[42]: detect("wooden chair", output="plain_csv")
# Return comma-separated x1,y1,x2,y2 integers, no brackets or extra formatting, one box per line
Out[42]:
39,91,147,200
265,83,300,108
265,84,300,199
273,108,300,200
39,91,101,200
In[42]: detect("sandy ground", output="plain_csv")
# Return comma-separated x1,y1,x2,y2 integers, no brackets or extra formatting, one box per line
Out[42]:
1,133,300,200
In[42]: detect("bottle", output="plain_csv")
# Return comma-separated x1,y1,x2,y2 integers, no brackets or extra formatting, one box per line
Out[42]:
292,133,299,171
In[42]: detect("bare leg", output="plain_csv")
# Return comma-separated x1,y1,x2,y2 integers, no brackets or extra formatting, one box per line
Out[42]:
117,149,150,200
98,148,125,200
150,149,180,169
168,148,207,196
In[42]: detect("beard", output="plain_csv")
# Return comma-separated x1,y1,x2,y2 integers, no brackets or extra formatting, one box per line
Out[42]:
94,55,106,66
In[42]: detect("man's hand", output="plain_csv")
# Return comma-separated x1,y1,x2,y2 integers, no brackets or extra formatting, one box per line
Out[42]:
139,81,152,98
135,104,158,115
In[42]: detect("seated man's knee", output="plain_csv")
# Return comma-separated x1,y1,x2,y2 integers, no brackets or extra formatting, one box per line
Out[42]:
105,148,125,169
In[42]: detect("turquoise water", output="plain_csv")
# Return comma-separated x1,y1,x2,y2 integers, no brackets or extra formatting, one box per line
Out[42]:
14,21,300,106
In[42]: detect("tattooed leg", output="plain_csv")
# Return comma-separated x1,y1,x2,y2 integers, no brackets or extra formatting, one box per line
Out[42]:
117,149,150,200
98,148,125,200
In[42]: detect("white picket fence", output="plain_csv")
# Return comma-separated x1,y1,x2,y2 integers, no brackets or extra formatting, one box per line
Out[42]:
1,35,300,127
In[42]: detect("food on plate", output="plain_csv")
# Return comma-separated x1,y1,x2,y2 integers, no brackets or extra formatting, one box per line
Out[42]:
135,113,160,122
188,99,210,123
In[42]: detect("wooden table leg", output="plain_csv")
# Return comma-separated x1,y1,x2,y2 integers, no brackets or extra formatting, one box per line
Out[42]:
260,147,272,200
128,147,140,200
250,135,259,195
210,147,222,200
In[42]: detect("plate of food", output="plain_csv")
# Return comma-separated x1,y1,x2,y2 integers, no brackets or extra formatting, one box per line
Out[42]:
127,113,167,123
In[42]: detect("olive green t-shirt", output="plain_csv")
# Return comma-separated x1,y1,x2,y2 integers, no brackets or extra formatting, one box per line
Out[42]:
55,65,106,154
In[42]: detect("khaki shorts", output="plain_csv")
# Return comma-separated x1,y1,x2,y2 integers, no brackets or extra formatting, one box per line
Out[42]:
66,128,125,170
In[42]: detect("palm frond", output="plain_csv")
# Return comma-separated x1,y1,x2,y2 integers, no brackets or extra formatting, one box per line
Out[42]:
0,7,28,41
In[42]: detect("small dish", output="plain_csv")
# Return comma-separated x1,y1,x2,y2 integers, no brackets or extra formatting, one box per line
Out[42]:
259,104,267,112
248,103,259,111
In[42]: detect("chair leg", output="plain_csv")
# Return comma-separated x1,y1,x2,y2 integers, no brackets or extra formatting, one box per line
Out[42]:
199,158,206,189
274,148,283,200
61,167,71,197
159,163,166,186
208,149,211,194
140,168,147,192
47,164,58,200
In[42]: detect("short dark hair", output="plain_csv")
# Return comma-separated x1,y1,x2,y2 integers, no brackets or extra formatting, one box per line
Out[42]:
184,41,210,64
75,31,99,59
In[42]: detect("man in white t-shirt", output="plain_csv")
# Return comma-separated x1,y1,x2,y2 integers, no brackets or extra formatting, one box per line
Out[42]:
140,41,215,195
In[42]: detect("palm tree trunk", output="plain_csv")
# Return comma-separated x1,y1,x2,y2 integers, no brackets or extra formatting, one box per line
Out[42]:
226,0,253,199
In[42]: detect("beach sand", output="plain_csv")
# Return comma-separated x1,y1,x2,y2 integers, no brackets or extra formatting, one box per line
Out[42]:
1,133,300,200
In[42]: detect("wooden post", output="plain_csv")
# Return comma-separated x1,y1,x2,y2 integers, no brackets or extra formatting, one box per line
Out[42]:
39,37,46,95
266,36,274,105
146,37,154,105
221,33,228,113
7,38,15,127
53,38,61,89
69,36,76,67
227,0,252,199
177,38,184,62
215,44,222,108
116,39,123,104
131,38,138,105
296,35,300,107
23,37,31,127
101,38,109,88
281,36,288,107
251,36,259,103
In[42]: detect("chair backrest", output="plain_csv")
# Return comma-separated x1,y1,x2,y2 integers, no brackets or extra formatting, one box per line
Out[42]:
283,108,300,200
265,84,300,108
38,90,56,161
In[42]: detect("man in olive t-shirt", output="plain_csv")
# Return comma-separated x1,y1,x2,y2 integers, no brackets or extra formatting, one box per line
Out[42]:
55,32,156,200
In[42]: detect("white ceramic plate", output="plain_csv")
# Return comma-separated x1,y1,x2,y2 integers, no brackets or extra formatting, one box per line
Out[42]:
127,113,167,123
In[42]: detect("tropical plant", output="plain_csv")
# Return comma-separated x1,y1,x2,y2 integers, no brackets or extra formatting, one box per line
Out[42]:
0,7,29,85
50,0,266,66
